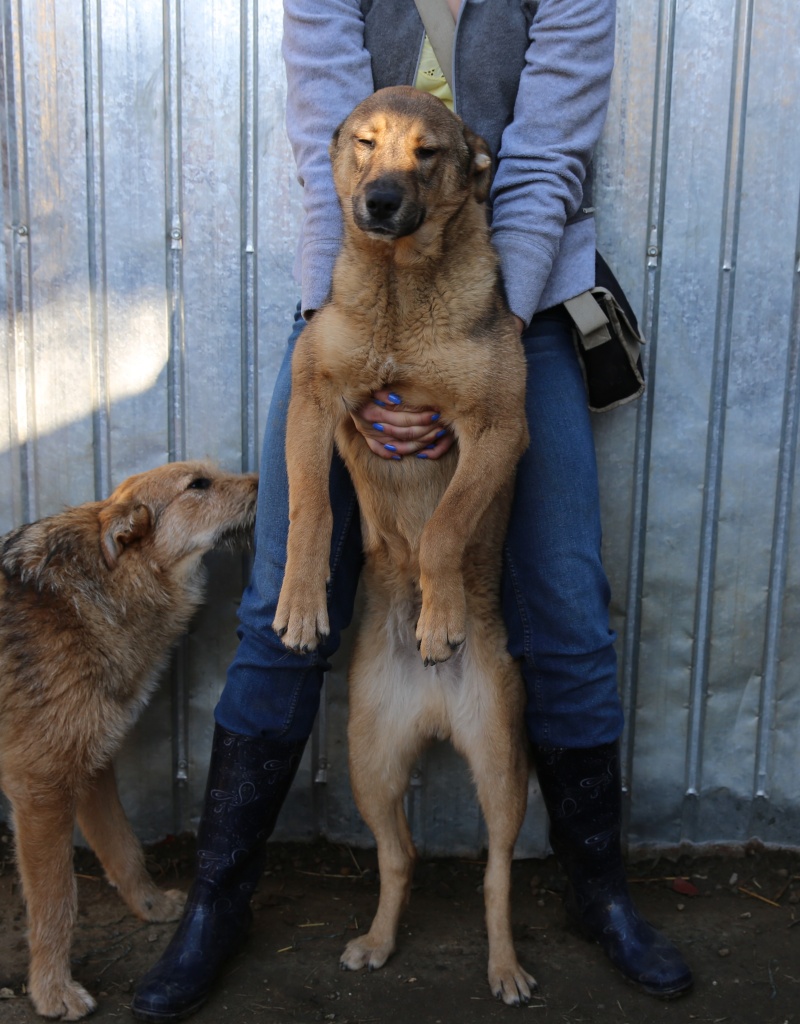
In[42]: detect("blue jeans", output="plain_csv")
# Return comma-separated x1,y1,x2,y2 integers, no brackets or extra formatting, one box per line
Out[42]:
216,306,623,748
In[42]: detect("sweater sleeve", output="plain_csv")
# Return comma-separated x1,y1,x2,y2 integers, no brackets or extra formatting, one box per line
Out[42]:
490,0,616,324
282,0,375,316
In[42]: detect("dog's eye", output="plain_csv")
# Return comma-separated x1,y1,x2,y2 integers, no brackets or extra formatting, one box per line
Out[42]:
187,477,212,491
356,137,375,150
416,147,439,160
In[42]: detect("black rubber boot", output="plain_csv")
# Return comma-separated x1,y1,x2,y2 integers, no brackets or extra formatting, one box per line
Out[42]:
532,743,693,998
131,725,306,1022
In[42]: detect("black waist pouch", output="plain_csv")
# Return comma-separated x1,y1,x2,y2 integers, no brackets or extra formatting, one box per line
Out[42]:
564,252,646,413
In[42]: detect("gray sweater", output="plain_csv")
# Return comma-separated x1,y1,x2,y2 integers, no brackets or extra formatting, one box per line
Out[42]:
282,0,615,325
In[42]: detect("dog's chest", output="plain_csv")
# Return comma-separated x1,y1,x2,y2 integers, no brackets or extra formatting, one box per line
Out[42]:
339,336,448,411
369,350,398,384
322,303,449,400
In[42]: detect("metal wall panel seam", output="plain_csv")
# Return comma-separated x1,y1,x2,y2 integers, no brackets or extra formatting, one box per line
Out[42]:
241,0,258,473
684,0,754,816
81,0,111,500
753,197,800,803
2,0,36,525
618,0,676,797
164,0,186,464
163,0,190,827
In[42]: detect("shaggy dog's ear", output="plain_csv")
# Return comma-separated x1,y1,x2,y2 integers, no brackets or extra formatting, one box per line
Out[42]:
463,126,492,203
98,503,151,568
0,522,46,582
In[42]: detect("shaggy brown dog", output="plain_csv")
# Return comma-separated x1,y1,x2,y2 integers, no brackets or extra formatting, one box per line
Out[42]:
274,87,535,1004
0,461,258,1020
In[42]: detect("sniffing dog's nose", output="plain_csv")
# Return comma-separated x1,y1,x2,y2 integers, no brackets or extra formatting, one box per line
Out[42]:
366,187,403,221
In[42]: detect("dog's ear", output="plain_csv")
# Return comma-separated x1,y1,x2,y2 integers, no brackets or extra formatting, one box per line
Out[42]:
463,126,492,203
1,522,47,582
329,118,346,163
98,502,152,569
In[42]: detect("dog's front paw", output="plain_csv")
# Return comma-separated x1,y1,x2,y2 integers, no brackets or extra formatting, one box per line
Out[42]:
30,977,97,1021
340,934,395,972
415,588,466,666
137,886,186,923
488,957,538,1007
273,580,330,653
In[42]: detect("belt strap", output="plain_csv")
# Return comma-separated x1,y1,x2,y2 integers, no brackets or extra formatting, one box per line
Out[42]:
563,290,611,350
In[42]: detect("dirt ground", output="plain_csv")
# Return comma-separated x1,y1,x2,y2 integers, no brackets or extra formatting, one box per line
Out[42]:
1,827,798,1024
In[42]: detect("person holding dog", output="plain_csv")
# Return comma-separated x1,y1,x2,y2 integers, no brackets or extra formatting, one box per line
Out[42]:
132,0,693,1019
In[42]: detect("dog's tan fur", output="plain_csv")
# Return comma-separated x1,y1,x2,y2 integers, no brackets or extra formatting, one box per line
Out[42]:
275,87,535,1003
0,461,257,1020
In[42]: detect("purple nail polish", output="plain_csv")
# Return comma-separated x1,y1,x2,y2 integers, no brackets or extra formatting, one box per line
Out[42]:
416,452,429,459
431,412,441,422
435,429,446,439
388,392,402,405
384,443,397,452
373,398,387,408
374,423,384,432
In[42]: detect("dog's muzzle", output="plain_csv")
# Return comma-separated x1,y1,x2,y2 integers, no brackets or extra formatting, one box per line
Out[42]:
353,181,425,239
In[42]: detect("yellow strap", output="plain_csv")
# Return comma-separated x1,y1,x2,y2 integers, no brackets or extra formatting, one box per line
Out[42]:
413,0,455,88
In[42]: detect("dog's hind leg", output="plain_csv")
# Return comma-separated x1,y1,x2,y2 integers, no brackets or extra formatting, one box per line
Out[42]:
8,785,97,1020
453,654,537,1006
339,794,416,973
75,763,185,922
340,644,425,973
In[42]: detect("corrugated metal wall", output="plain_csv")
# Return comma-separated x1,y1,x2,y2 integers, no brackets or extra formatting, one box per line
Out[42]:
2,0,799,855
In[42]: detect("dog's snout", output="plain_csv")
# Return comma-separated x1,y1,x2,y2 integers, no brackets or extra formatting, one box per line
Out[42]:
355,177,425,239
365,187,404,222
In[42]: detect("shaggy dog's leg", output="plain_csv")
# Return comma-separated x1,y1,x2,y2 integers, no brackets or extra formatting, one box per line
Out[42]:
76,764,185,922
10,786,97,1020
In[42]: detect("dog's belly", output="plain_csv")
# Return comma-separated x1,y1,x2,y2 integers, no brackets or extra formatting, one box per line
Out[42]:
352,596,474,743
335,415,516,744
336,420,456,571
350,561,515,745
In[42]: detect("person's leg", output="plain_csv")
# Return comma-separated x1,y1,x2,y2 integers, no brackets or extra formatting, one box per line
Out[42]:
132,309,363,1022
216,306,363,742
503,307,621,749
502,309,691,997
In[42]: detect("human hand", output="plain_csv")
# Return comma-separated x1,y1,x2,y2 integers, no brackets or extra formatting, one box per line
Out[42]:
351,389,455,460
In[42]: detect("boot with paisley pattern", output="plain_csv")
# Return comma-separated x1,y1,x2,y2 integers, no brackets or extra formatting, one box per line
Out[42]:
131,725,306,1021
532,742,693,998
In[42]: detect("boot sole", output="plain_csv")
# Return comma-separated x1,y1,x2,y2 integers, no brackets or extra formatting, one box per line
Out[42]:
622,972,694,1000
130,996,209,1023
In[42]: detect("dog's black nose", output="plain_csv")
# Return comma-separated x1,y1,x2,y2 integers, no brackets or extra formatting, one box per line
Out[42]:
365,188,403,222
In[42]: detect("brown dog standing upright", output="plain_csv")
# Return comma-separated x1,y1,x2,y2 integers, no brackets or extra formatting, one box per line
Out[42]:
274,87,535,1003
0,461,258,1020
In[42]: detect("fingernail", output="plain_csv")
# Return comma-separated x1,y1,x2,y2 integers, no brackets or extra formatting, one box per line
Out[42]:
431,412,440,422
374,423,385,432
435,429,447,439
416,452,428,459
388,392,402,405
426,443,436,449
392,454,402,460
384,443,397,452
373,398,387,408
